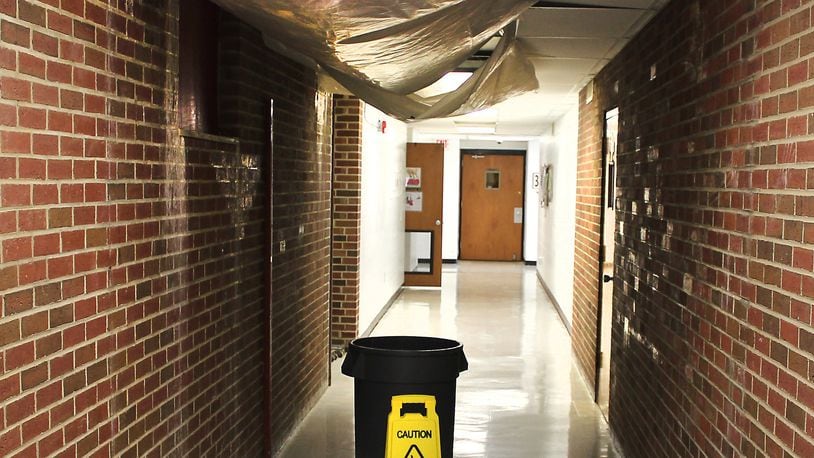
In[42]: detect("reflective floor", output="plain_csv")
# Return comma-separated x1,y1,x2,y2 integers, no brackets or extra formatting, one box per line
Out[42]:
279,262,621,457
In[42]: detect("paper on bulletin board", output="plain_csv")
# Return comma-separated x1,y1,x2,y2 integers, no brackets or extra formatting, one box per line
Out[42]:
406,191,423,212
406,167,422,188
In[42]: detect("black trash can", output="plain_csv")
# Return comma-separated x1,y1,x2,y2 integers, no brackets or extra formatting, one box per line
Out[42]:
341,336,468,458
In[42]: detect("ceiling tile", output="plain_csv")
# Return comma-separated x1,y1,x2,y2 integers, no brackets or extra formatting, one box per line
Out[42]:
534,0,656,8
522,37,614,59
531,57,600,74
518,8,647,38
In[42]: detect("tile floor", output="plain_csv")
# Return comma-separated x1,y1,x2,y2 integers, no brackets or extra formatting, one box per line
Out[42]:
279,262,621,457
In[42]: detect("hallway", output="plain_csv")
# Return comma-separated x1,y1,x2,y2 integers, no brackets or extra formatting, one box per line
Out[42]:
280,262,619,457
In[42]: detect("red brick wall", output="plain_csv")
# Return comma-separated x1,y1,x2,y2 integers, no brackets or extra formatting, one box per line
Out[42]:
573,83,603,389
0,1,330,456
331,95,362,348
578,0,814,456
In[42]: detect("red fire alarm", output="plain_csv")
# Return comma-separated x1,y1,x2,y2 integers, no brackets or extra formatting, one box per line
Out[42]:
381,120,387,133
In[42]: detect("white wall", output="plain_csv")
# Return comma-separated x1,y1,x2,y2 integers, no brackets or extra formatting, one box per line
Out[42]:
524,142,540,262
442,138,461,260
536,106,578,327
410,134,540,262
359,104,407,334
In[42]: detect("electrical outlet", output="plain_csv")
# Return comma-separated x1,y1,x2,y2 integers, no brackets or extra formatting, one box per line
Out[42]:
279,240,286,253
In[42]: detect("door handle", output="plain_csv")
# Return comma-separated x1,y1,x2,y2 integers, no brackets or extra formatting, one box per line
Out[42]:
435,219,441,226
603,274,613,283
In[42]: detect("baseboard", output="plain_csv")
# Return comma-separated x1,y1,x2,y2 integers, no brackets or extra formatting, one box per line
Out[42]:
524,260,537,266
360,287,403,338
536,271,572,336
442,259,458,264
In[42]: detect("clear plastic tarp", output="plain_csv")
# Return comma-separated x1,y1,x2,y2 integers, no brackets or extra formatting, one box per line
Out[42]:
211,0,539,120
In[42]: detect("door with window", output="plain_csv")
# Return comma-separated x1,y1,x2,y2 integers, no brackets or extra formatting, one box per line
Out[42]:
460,152,524,261
404,143,444,287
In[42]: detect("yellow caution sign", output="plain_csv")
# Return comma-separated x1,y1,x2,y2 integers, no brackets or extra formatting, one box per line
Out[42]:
385,395,441,458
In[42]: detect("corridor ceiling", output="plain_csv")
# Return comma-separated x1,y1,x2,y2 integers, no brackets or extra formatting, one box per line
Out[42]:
212,0,669,133
212,0,539,120
413,0,670,136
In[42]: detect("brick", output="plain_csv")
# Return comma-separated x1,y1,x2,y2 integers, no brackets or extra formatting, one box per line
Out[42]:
47,159,72,179
50,304,73,327
48,110,72,131
4,289,33,315
61,230,84,251
48,208,72,228
1,184,31,207
0,265,17,290
0,156,15,178
0,428,21,457
32,31,58,57
0,102,15,126
33,134,59,155
34,283,61,307
18,209,45,231
0,320,20,347
18,158,46,179
86,228,108,247
60,40,84,63
21,311,47,338
48,256,74,279
14,261,44,289
19,53,45,78
6,394,35,427
1,131,31,153
36,332,61,359
60,183,84,202
1,21,30,46
3,236,32,261
0,0,15,16
38,430,64,457
0,374,20,404
21,363,48,390
0,77,32,102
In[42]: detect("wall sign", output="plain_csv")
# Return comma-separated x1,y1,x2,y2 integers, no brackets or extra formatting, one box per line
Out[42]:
540,165,552,207
406,191,423,212
406,167,421,188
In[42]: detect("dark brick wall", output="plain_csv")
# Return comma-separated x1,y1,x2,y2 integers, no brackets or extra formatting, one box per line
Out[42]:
331,95,362,348
578,0,814,456
217,14,333,452
0,1,330,456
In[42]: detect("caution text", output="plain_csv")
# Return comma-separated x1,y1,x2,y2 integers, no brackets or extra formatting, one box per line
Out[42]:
397,430,433,439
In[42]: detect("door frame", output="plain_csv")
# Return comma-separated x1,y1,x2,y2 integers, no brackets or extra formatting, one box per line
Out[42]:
458,149,527,261
594,107,619,404
264,99,274,454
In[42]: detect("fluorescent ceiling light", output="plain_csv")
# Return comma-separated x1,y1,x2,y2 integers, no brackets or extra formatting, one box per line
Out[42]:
454,122,496,134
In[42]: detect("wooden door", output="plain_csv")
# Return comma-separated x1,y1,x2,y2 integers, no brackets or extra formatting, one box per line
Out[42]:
460,153,524,261
404,143,444,287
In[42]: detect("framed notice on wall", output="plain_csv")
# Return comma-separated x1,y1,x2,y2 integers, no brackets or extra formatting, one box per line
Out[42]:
540,164,552,207
406,191,423,212
406,167,421,188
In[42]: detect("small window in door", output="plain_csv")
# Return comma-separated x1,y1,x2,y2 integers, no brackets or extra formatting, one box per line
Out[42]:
485,169,500,189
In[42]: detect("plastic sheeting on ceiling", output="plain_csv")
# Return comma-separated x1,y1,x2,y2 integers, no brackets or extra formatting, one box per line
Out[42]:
210,0,540,120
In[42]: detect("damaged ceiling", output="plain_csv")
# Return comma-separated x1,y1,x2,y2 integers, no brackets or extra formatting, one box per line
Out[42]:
211,0,540,120
416,0,670,135
211,0,669,134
